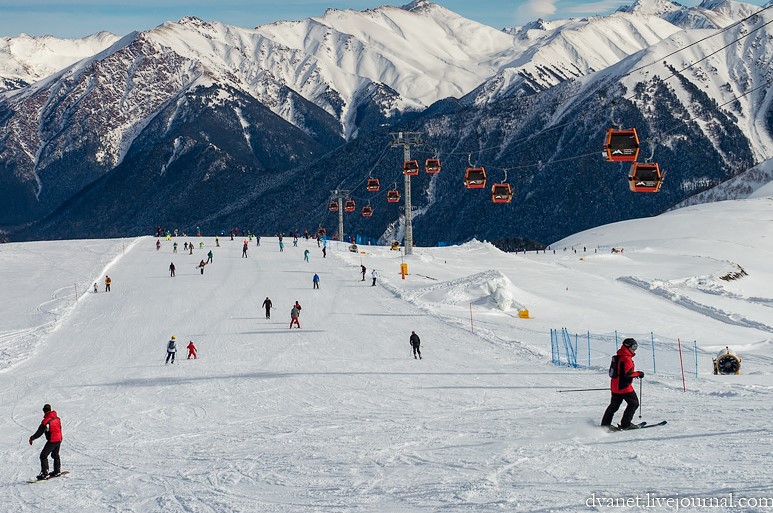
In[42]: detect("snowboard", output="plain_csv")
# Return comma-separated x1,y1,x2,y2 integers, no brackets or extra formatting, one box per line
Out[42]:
27,471,69,483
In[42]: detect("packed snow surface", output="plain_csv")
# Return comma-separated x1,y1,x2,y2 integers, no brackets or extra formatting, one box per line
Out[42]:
1,197,772,512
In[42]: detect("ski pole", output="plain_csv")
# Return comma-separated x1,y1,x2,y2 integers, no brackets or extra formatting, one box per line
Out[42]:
557,388,608,393
639,376,643,419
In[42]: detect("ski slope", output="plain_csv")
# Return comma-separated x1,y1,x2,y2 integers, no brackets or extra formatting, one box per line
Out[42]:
1,197,772,512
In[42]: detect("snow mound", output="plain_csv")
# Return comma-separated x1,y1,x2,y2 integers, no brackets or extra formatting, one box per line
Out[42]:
411,269,526,312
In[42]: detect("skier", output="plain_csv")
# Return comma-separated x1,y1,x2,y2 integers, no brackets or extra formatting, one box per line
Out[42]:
313,273,320,289
289,305,301,329
173,242,178,253
189,243,193,255
29,403,63,480
279,240,284,252
184,242,188,251
262,296,273,319
198,259,207,275
169,262,176,277
256,235,260,247
165,336,177,364
242,241,248,258
410,331,422,359
215,236,220,247
361,264,366,281
294,300,302,315
207,250,213,264
186,341,197,360
371,269,377,287
601,338,645,430
104,275,112,292
93,283,98,293
304,249,310,262
322,246,327,258
199,241,204,249
156,239,161,251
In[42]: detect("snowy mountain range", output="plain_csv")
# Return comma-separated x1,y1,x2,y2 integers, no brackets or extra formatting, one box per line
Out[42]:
0,0,772,243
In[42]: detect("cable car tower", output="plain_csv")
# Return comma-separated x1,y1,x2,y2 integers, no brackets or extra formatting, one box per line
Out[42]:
390,131,424,255
329,189,351,242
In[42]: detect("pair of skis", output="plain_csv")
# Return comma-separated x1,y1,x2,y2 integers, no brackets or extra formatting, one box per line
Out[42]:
606,420,668,432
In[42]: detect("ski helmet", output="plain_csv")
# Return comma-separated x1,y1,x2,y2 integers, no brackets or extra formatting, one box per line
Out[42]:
622,338,638,351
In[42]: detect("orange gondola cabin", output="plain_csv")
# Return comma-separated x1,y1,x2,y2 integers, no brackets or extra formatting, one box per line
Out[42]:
403,160,419,176
604,128,640,162
628,162,663,193
362,206,373,217
344,199,356,212
366,178,380,192
386,190,401,203
328,201,339,212
491,183,513,204
425,159,441,174
464,167,486,189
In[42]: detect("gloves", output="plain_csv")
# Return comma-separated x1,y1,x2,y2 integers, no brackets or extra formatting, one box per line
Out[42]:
28,438,33,445
638,371,645,378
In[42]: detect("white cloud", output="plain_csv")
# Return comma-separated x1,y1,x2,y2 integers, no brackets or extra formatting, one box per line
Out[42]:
515,0,559,24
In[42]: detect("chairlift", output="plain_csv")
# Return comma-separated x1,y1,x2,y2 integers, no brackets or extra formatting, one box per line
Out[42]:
386,190,401,203
425,158,441,174
344,199,356,212
464,167,486,189
604,128,640,162
328,201,339,212
628,162,663,193
403,160,419,176
362,205,373,217
366,178,380,192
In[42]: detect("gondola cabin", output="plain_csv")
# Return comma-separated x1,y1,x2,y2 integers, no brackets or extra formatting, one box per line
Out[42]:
425,159,441,174
491,183,513,204
362,206,373,217
628,162,663,193
328,201,339,212
386,190,401,203
403,160,419,176
464,167,486,189
604,128,640,162
344,199,356,212
366,178,380,192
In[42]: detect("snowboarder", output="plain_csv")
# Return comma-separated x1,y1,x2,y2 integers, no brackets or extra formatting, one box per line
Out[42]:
104,275,112,292
166,336,177,364
29,403,63,480
198,260,207,275
256,235,260,246
184,242,188,251
371,269,377,287
173,242,178,253
279,240,284,252
189,243,194,255
294,300,302,315
601,338,644,430
207,250,213,264
313,273,320,289
410,331,422,359
93,283,98,293
215,236,220,247
262,297,273,319
169,262,176,277
289,305,301,329
156,239,161,251
242,241,249,258
293,237,298,247
186,341,197,359
304,249,310,262
322,246,327,258
361,264,366,281
199,241,204,249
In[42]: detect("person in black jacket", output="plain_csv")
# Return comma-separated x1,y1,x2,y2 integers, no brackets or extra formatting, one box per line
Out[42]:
262,297,272,319
410,331,422,359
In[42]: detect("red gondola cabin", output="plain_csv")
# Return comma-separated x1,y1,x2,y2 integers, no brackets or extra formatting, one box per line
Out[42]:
491,183,513,204
362,206,373,217
403,160,419,176
328,201,339,212
425,159,441,174
604,128,640,162
464,167,486,189
628,162,663,193
344,200,356,212
366,178,380,192
386,190,401,203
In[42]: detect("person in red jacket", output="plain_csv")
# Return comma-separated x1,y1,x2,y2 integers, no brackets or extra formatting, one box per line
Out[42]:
29,404,63,480
187,341,198,360
601,338,645,430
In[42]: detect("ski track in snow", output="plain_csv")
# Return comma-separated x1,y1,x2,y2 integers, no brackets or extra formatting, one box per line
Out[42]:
1,198,772,512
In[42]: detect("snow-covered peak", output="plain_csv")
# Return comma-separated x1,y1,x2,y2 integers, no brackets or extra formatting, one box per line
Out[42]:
0,31,119,91
619,0,685,16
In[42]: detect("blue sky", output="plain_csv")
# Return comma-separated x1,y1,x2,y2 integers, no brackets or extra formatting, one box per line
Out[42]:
0,0,768,38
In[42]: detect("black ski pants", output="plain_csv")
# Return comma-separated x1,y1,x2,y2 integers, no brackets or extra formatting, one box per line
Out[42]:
265,307,271,319
40,441,61,474
412,343,421,359
166,351,176,364
601,391,639,428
